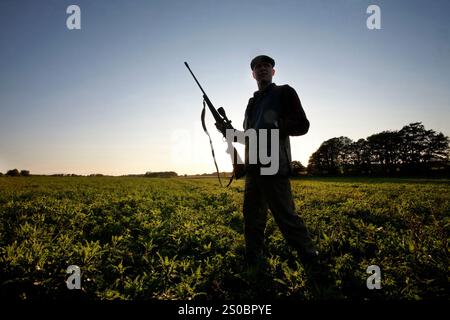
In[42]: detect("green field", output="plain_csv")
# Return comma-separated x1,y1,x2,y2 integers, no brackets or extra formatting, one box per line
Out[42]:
0,176,448,300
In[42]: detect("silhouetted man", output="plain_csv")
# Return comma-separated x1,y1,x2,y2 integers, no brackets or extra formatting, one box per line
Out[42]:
219,55,318,269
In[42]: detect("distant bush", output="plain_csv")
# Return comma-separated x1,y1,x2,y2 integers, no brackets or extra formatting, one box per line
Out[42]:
291,161,307,176
144,171,178,178
20,170,30,177
6,169,20,177
4,169,32,177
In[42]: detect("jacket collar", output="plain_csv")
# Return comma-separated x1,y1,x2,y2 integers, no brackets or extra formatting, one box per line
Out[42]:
253,82,276,98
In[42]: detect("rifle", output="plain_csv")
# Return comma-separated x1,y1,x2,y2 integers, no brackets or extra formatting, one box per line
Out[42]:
184,62,246,186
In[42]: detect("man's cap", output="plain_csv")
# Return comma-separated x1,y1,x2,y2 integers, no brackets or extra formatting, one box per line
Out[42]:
250,55,275,70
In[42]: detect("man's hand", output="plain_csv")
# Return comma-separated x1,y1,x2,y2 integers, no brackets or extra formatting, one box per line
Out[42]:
233,163,246,179
215,122,227,136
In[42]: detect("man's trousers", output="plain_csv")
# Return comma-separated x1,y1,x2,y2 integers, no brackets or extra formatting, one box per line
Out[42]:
243,173,316,263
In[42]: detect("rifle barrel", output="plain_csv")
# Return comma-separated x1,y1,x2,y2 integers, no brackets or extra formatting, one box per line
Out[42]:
184,62,208,97
184,61,223,123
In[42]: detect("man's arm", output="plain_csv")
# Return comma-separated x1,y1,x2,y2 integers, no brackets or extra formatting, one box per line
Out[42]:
278,85,310,136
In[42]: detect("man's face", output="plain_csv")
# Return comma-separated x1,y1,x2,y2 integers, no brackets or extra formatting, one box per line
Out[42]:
252,62,275,84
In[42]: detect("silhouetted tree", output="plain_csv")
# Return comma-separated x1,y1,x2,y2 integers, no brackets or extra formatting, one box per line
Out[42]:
366,131,402,175
20,170,30,176
398,122,449,174
398,122,428,173
346,138,371,175
307,122,449,176
291,161,307,176
307,136,353,175
6,169,20,177
423,131,449,163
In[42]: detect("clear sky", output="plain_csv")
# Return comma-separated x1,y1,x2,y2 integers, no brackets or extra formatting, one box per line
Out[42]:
0,0,449,175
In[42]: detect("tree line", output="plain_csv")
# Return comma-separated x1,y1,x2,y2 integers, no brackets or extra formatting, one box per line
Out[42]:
3,123,448,178
306,122,450,176
0,170,179,178
144,171,178,178
0,169,30,177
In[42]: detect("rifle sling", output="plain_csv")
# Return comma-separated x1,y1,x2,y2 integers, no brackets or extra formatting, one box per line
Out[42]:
201,99,235,187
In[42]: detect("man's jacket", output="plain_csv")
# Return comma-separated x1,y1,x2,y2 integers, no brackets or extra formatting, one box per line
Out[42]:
243,83,310,176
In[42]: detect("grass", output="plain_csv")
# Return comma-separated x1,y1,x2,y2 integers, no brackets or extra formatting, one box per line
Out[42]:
0,176,448,300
